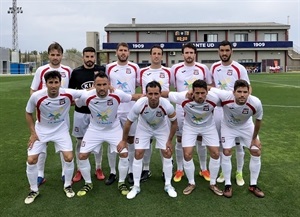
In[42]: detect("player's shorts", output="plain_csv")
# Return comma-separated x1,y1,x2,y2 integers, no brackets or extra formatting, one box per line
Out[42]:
134,123,170,150
28,130,73,156
221,122,258,149
214,106,240,144
182,123,219,148
175,106,184,136
118,113,137,136
72,111,90,138
80,125,127,154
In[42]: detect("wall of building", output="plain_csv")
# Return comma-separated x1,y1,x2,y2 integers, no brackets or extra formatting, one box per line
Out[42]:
0,47,10,74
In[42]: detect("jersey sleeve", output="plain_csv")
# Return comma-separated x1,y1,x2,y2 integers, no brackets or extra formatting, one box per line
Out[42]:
127,101,140,122
30,69,42,90
25,94,36,113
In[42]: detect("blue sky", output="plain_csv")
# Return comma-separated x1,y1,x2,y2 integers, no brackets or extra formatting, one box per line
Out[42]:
0,0,299,52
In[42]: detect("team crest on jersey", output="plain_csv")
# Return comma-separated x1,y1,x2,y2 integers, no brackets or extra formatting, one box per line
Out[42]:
159,72,165,78
193,70,199,75
135,138,139,144
107,99,113,106
156,111,163,117
126,68,131,74
203,105,209,111
227,70,233,76
242,108,249,114
60,72,66,78
59,98,66,105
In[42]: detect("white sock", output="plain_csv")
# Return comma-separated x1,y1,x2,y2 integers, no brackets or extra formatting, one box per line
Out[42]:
127,143,134,173
37,152,46,177
75,139,81,169
118,156,129,183
221,153,232,185
79,159,92,184
108,146,117,174
63,160,74,187
209,157,220,185
94,144,103,170
196,141,207,171
163,157,173,186
26,162,38,192
143,148,152,170
59,152,65,176
236,144,245,173
175,141,183,171
183,158,195,185
249,155,261,185
132,158,143,187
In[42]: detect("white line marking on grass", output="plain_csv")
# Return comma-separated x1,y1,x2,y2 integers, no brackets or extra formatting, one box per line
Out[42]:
263,104,300,108
251,80,300,88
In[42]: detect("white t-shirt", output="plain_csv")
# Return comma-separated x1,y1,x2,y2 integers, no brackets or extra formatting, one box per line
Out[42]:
76,89,132,131
128,97,175,130
30,64,72,91
210,88,263,127
26,88,83,135
210,60,250,91
170,62,212,92
169,91,219,128
106,61,140,113
140,66,171,94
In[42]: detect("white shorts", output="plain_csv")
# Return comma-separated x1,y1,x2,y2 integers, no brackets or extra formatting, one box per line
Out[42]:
175,106,184,136
118,113,137,137
80,125,127,154
28,130,73,156
221,122,257,149
182,123,219,148
72,111,90,138
134,124,170,150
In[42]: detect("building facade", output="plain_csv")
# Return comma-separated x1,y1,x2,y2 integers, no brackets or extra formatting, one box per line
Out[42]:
98,19,296,72
0,47,10,74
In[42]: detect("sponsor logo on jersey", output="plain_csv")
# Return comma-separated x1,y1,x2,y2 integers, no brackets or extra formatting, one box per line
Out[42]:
114,69,119,72
60,72,66,78
81,81,94,89
181,70,186,73
147,73,151,76
59,98,66,105
135,138,139,144
143,111,149,114
107,99,113,106
203,105,209,111
94,101,100,104
193,70,199,75
156,111,162,117
227,70,233,76
45,102,51,106
159,72,165,78
126,68,131,74
242,108,249,114
94,71,99,75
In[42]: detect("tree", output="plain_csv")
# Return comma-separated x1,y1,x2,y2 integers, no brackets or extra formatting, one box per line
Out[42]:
65,48,82,56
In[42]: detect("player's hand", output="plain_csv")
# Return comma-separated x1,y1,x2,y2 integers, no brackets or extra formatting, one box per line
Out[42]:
186,90,193,100
163,141,173,157
109,85,115,93
117,141,127,153
28,133,39,150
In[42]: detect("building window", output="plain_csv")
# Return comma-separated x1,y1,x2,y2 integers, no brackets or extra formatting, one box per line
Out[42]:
234,33,248,42
204,34,218,42
264,33,278,41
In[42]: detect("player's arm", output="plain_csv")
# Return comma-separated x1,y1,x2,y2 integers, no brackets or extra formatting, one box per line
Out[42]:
131,93,143,101
25,112,39,149
251,119,262,150
117,119,133,153
165,112,177,154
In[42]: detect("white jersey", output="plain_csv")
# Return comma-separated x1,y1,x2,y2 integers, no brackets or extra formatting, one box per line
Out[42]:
210,88,263,127
106,61,140,114
76,89,132,131
26,88,84,135
30,64,72,91
210,60,250,91
128,97,175,130
169,91,219,128
140,66,171,94
170,62,212,92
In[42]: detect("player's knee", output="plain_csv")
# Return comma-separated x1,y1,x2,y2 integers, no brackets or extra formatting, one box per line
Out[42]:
223,148,232,156
183,152,192,161
250,146,261,156
134,150,144,160
27,155,38,165
78,153,89,160
119,152,128,158
209,148,220,159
